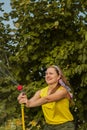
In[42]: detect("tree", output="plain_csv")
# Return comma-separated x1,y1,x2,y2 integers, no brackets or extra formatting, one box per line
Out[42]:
0,0,87,129
0,1,19,126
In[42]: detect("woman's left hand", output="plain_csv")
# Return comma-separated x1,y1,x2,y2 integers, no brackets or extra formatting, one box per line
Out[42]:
17,93,28,104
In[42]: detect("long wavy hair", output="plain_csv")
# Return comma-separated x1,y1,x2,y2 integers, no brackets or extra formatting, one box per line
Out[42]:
47,65,74,106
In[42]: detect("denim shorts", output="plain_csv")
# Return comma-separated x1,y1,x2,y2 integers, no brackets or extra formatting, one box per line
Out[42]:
44,121,75,130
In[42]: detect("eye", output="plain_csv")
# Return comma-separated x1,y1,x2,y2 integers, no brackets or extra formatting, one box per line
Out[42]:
49,72,53,75
45,72,54,75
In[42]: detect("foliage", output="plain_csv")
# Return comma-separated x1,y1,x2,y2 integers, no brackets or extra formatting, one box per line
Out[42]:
0,0,87,130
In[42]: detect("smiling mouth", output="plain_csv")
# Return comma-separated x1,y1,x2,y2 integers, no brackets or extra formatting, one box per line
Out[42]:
46,78,52,82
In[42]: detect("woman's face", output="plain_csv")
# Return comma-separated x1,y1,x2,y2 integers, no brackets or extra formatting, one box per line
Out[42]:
45,67,60,85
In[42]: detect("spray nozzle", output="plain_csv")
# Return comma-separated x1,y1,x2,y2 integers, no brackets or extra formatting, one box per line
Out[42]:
17,85,25,95
17,85,23,91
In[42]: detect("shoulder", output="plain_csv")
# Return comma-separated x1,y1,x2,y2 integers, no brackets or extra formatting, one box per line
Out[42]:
41,86,48,91
56,86,68,96
34,86,48,97
57,86,71,99
57,86,66,91
40,86,48,97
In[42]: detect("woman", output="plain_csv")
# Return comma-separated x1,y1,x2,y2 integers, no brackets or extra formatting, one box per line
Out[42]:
18,65,75,130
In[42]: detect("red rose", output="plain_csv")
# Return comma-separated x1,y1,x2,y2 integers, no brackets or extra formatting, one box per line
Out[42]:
17,85,23,91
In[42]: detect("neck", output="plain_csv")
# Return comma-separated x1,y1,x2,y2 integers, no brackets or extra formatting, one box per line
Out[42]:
47,82,60,95
48,82,58,89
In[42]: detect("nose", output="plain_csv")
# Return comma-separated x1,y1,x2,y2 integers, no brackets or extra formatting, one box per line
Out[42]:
45,74,51,80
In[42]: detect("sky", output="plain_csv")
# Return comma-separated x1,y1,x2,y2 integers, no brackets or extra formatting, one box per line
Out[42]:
0,0,11,14
0,0,14,28
2,0,11,12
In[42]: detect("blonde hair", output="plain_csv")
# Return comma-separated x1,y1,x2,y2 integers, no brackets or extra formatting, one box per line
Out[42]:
48,65,73,98
47,65,75,106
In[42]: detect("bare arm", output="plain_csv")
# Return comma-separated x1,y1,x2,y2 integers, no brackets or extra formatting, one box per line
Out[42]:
18,87,68,108
17,90,44,107
26,87,68,107
26,90,47,107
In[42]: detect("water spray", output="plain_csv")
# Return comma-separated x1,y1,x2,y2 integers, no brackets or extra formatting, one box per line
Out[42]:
0,61,18,85
0,61,26,130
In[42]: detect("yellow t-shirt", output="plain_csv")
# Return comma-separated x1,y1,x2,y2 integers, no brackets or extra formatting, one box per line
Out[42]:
40,86,74,124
